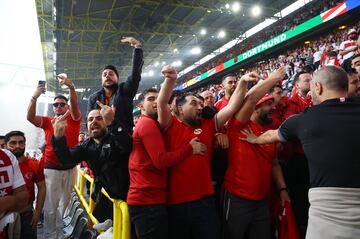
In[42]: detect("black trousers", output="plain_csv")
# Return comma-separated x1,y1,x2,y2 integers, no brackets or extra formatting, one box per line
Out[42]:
223,191,270,239
20,211,37,239
128,204,168,239
168,196,220,239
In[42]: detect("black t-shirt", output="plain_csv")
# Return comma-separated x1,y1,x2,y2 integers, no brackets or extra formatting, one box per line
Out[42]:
279,97,360,188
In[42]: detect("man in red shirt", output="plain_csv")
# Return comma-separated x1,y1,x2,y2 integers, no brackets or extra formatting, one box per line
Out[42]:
5,131,45,239
128,88,206,239
268,84,289,129
215,73,237,111
223,68,289,239
27,76,81,239
158,65,259,239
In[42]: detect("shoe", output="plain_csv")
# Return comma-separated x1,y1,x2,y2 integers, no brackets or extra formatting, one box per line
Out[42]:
93,219,113,231
96,226,113,239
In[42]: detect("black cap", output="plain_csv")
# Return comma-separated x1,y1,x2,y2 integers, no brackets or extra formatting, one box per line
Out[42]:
103,65,119,78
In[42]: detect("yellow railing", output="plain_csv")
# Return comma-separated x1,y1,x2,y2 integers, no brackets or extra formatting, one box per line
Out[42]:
74,166,131,239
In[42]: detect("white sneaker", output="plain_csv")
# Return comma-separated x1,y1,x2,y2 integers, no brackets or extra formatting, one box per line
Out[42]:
93,219,113,231
96,226,113,239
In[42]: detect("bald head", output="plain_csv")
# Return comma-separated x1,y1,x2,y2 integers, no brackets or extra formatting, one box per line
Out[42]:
312,66,348,92
311,66,348,105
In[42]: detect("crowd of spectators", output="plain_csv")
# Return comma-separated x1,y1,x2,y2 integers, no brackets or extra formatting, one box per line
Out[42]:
176,0,343,86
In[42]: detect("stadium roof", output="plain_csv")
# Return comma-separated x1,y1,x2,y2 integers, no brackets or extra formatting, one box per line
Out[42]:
36,0,294,97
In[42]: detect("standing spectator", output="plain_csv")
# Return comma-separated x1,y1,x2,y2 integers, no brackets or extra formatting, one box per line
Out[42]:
345,67,360,97
351,53,360,75
27,76,81,239
0,149,28,239
215,74,237,111
127,88,206,239
5,131,46,239
223,68,289,239
241,66,360,239
157,65,258,239
339,29,359,68
268,84,289,129
87,37,143,135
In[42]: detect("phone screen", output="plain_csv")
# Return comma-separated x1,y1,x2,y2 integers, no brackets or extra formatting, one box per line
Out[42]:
38,80,46,86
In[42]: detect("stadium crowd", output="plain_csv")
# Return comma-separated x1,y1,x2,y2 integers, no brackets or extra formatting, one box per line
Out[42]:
1,3,360,239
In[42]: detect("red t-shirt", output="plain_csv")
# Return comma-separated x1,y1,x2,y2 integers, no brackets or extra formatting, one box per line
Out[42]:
224,118,277,200
127,115,192,205
40,115,81,169
164,116,216,204
19,157,44,204
215,96,229,111
269,96,289,129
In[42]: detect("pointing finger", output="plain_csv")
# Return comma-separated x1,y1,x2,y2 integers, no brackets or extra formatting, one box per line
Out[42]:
96,100,105,109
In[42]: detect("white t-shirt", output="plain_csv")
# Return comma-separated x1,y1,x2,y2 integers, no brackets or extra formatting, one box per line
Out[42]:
0,149,25,195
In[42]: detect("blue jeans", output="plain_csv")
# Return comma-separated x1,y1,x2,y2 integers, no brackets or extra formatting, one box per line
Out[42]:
128,204,168,239
168,195,220,239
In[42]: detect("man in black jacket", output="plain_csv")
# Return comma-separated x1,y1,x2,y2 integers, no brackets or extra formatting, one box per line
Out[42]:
52,103,131,221
87,36,143,134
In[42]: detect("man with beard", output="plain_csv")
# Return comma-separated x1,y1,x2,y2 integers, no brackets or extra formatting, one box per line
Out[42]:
240,66,360,239
0,136,5,149
51,102,131,221
4,131,45,239
215,74,237,111
345,67,360,98
87,37,143,136
351,54,360,75
127,88,207,239
223,67,289,239
157,65,259,239
27,76,81,239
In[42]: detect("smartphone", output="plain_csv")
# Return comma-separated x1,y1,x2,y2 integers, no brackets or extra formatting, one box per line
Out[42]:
38,80,46,86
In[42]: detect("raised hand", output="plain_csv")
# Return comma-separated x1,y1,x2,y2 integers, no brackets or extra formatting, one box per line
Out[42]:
189,137,207,155
268,67,286,82
51,110,70,139
240,71,263,83
121,37,142,48
57,73,74,89
239,127,258,144
161,65,177,82
33,83,46,99
96,100,115,125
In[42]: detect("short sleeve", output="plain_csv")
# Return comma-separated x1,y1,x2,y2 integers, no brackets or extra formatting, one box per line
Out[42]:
3,150,25,189
278,114,301,142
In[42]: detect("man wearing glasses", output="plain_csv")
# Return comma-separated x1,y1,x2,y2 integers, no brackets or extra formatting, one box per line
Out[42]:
27,76,81,239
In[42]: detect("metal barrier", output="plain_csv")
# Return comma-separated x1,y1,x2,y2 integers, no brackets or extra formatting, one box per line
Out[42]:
74,166,130,239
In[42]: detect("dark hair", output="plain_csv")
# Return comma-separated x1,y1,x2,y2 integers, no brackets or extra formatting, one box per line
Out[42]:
351,53,360,62
294,68,311,83
222,73,237,82
138,88,158,103
103,65,119,78
269,84,282,93
175,92,196,108
195,94,204,102
168,90,182,105
54,95,68,102
0,135,4,140
328,51,337,57
5,131,26,143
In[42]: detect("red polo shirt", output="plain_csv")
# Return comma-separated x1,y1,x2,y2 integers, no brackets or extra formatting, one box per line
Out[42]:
164,116,216,204
41,115,81,169
19,156,44,204
215,96,229,111
224,118,277,200
127,115,193,205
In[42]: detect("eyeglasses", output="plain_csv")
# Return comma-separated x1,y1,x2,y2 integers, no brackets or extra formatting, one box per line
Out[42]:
53,102,66,107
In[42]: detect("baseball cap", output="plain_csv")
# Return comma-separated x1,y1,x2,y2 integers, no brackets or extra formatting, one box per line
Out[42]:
347,29,357,36
256,94,274,107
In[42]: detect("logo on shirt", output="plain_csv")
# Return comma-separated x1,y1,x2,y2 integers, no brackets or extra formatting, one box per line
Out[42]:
194,128,202,135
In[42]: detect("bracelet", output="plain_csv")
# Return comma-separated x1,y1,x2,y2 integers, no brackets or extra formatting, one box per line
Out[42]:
31,96,37,101
279,187,288,193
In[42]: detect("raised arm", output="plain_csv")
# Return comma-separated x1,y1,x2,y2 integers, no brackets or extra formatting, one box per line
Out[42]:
51,111,85,165
235,67,286,123
27,84,46,127
157,65,178,130
121,37,144,98
57,75,81,121
240,128,281,144
215,72,260,129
